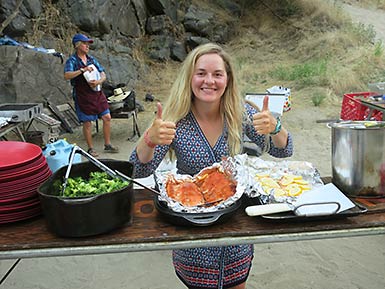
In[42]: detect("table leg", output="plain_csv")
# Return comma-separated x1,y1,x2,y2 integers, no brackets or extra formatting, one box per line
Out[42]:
15,126,26,142
127,110,141,141
133,111,141,137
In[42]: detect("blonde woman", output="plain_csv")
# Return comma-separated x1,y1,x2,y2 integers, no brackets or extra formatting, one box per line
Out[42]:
129,43,293,289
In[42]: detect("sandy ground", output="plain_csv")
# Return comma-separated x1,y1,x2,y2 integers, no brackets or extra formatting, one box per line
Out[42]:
1,3,385,289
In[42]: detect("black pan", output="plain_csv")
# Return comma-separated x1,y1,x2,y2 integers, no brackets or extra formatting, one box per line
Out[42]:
38,159,134,237
154,197,242,226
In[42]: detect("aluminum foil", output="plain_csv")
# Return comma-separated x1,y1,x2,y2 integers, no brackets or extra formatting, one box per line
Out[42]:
239,155,324,204
154,156,247,213
154,154,324,212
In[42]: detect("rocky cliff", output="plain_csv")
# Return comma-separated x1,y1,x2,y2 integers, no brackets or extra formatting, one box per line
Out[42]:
0,0,241,105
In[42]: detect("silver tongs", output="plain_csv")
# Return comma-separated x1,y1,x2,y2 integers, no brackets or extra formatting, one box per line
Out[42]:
62,146,221,207
62,145,160,196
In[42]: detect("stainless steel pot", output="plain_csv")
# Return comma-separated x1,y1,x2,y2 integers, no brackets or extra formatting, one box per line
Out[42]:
330,121,385,197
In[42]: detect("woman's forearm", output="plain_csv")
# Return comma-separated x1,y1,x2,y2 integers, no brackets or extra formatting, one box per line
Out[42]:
64,70,83,80
136,137,156,163
270,127,289,148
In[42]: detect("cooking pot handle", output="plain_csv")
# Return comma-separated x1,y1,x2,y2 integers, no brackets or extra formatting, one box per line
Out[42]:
293,201,341,217
60,195,99,204
326,121,341,129
183,214,221,225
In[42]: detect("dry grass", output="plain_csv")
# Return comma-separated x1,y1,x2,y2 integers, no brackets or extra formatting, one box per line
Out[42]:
134,0,385,107
134,61,180,101
27,0,77,54
24,0,385,107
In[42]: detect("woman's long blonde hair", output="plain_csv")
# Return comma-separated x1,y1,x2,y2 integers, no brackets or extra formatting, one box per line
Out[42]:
163,43,244,156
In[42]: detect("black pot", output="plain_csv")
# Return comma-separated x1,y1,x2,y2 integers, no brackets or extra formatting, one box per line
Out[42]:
38,160,134,237
154,197,242,226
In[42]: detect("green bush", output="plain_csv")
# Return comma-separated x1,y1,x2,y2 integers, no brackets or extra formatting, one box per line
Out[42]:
311,93,326,106
269,59,328,90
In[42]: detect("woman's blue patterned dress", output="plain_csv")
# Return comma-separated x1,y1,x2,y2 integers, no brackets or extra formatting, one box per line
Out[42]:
129,103,293,288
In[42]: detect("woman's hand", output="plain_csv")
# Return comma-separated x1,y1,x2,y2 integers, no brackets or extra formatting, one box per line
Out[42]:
83,65,93,73
88,80,99,88
252,96,277,135
252,95,289,148
147,102,176,146
85,67,105,88
136,102,175,163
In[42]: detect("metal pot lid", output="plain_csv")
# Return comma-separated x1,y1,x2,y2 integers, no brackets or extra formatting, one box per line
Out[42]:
329,120,385,129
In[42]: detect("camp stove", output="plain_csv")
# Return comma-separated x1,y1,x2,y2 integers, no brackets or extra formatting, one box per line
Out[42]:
0,103,43,122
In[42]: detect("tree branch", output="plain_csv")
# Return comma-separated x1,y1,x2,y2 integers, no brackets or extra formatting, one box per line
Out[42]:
0,0,24,36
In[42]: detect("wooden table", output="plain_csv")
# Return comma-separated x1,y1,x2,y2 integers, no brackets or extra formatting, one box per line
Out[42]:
1,186,385,261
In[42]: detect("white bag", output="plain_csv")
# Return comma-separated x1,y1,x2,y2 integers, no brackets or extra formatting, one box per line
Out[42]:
83,64,101,91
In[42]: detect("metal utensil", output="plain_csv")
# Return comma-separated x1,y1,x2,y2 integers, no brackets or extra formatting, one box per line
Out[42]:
329,121,385,197
62,146,161,196
245,183,356,217
63,146,222,206
114,170,160,195
245,201,340,217
62,145,116,194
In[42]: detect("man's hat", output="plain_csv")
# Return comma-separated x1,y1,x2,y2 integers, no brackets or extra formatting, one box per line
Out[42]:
108,88,131,102
72,33,94,45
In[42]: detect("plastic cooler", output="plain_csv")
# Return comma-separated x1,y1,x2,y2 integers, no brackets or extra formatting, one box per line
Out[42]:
340,92,383,121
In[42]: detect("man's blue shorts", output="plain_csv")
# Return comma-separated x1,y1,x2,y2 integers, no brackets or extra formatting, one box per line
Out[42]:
75,102,110,123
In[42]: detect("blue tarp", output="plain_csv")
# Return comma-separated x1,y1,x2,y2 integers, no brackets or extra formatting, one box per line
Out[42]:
0,35,64,63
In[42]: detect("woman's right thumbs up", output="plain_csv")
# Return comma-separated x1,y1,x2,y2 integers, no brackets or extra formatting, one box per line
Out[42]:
148,102,176,146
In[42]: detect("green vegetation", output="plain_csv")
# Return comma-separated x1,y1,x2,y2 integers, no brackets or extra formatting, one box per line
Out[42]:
269,59,328,88
54,171,129,198
374,40,384,57
311,92,327,106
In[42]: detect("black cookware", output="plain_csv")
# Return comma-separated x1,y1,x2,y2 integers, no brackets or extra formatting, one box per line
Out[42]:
38,159,134,237
154,197,242,226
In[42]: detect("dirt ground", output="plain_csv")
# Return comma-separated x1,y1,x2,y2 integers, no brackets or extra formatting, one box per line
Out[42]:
2,70,383,289
58,90,340,177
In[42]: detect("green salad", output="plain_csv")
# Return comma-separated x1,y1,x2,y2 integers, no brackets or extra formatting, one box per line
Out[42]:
54,171,130,197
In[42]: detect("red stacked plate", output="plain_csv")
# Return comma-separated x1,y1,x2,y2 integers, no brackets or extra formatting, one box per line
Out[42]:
0,141,52,224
